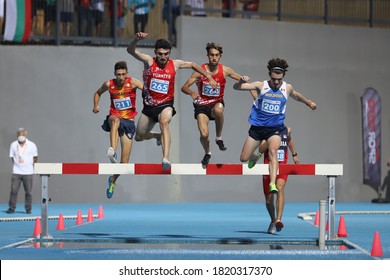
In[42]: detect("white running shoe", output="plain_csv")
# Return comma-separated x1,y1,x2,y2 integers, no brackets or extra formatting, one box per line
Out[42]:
106,147,117,163
267,222,276,234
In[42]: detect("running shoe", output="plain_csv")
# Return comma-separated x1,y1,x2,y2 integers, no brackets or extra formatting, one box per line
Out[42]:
267,222,276,234
269,183,278,194
106,147,117,163
201,154,211,168
162,159,171,170
106,176,115,199
215,139,227,151
248,153,262,169
275,220,284,232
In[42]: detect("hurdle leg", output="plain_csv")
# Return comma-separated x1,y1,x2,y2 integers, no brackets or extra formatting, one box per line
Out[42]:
40,175,51,238
327,175,336,240
318,199,326,249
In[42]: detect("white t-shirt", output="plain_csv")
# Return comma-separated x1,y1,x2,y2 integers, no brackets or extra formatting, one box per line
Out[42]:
186,0,206,16
9,139,38,175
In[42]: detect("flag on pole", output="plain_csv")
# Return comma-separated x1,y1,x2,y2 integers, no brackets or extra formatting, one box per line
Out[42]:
3,0,32,43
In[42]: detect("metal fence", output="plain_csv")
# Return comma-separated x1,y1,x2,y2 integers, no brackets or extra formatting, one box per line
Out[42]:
1,0,389,47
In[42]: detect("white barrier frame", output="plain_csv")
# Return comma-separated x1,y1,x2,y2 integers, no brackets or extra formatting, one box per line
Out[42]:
34,163,343,239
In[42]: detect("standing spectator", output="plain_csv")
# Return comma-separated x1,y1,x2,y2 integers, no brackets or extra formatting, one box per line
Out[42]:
6,128,38,214
222,0,236,18
107,0,127,38
91,0,104,36
45,0,57,36
78,0,92,36
185,0,207,17
129,0,155,34
60,0,74,36
32,0,46,36
239,0,259,19
162,0,180,43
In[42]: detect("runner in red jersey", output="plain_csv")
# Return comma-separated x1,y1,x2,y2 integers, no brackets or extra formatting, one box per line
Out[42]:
93,61,143,198
142,57,176,106
257,126,299,234
127,32,217,170
181,42,250,167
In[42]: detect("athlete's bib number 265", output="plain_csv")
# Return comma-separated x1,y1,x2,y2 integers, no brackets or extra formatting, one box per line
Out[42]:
150,78,169,94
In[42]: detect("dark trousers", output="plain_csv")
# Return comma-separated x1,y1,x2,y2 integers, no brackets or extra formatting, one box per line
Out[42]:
78,6,92,36
8,174,33,211
134,13,149,33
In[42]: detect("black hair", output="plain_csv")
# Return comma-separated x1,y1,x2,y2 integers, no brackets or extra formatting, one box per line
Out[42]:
114,61,128,71
267,58,289,75
155,39,172,50
206,42,223,55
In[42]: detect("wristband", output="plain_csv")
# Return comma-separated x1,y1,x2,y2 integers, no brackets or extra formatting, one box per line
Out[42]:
292,153,298,157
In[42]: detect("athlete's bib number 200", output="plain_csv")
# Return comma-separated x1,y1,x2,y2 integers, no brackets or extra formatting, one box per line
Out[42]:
261,99,281,114
150,78,169,94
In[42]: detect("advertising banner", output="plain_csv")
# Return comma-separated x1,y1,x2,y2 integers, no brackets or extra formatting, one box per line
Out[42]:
361,87,381,194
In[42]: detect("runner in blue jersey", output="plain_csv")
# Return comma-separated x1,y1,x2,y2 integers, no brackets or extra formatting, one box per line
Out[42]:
233,58,317,193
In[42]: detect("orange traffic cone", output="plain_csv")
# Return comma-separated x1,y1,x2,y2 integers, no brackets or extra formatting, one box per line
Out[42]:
371,231,383,257
87,208,94,222
33,217,41,237
97,205,104,219
313,210,319,226
56,214,65,230
76,210,83,225
337,215,347,237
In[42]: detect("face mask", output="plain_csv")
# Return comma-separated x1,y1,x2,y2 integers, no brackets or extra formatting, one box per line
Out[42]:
18,136,26,143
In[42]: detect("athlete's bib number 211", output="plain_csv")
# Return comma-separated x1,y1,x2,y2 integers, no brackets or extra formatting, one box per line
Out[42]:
114,97,132,110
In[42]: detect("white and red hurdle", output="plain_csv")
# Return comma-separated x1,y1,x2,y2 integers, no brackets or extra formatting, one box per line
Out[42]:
34,163,343,239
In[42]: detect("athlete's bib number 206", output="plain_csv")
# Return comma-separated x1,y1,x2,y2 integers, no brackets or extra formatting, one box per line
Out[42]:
202,84,220,97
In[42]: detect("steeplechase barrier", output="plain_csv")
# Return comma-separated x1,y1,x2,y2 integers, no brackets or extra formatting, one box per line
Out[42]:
34,163,343,239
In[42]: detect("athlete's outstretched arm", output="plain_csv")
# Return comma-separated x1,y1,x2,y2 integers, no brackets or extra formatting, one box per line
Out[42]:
288,84,317,110
175,59,217,89
127,32,153,67
233,79,262,91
